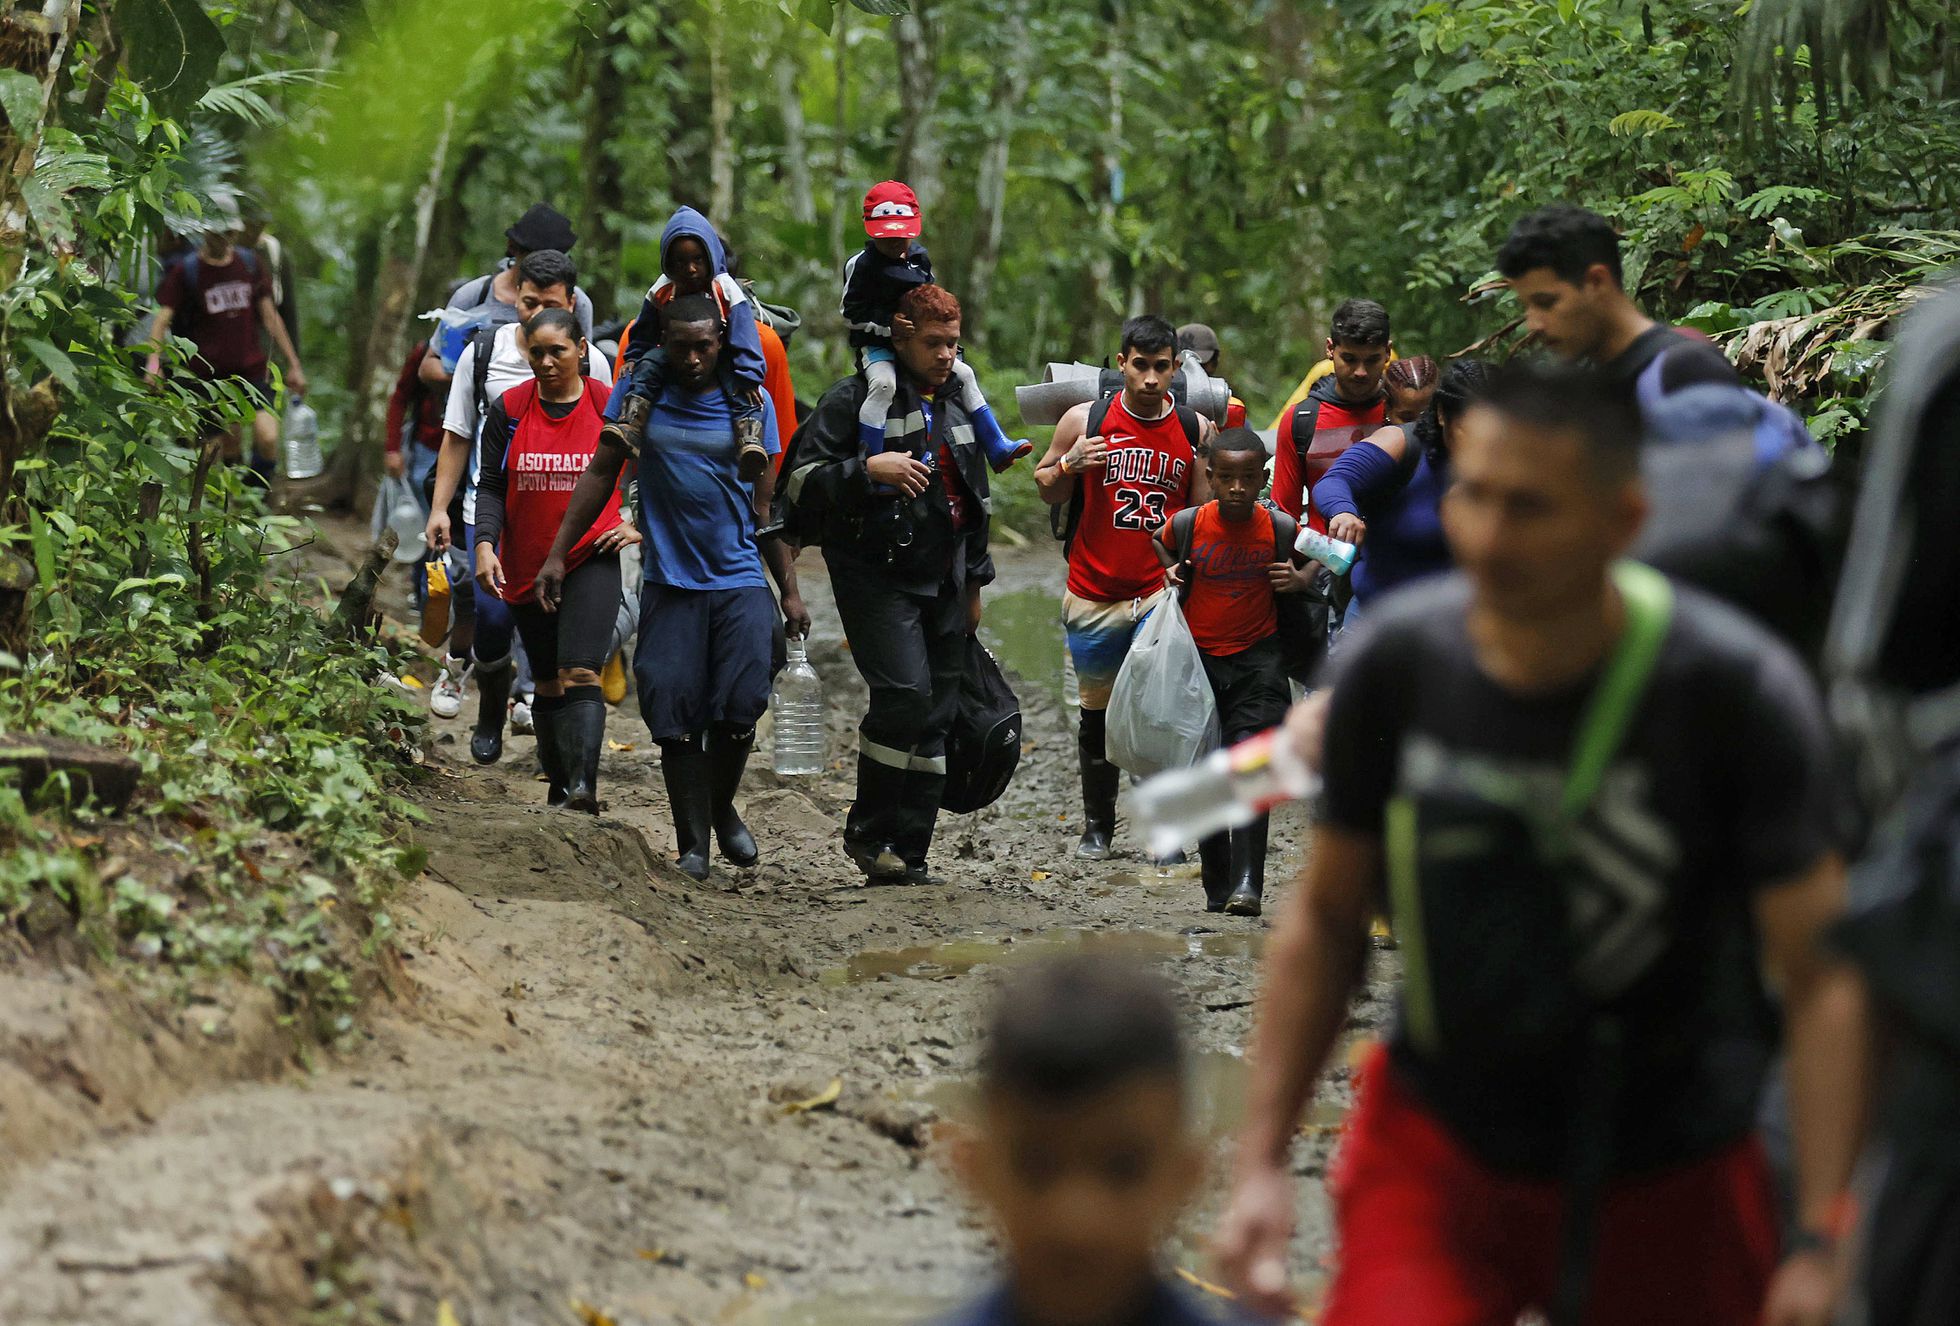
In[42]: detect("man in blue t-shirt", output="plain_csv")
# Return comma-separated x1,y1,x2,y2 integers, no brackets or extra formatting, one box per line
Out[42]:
538,294,808,882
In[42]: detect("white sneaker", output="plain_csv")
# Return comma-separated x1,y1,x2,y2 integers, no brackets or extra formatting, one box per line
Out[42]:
509,695,535,735
429,660,471,719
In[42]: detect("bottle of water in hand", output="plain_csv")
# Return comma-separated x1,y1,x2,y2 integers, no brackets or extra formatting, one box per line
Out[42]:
772,637,827,776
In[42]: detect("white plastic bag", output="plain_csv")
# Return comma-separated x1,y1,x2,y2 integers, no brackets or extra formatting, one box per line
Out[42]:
1104,594,1219,777
370,475,427,563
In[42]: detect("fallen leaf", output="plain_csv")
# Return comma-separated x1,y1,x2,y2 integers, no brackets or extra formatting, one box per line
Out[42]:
436,1302,460,1326
744,1272,767,1290
782,1078,842,1115
636,1247,680,1264
1030,870,1050,882
569,1300,617,1326
607,740,635,752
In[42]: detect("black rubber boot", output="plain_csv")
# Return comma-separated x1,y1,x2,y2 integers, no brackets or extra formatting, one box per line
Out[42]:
844,753,908,881
1224,814,1269,917
660,736,713,881
893,769,947,884
1198,831,1233,912
1076,708,1120,860
532,692,569,807
470,654,514,765
708,725,759,867
556,685,606,815
599,390,649,457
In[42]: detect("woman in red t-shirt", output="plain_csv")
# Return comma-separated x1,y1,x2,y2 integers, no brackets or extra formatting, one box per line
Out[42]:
472,308,639,812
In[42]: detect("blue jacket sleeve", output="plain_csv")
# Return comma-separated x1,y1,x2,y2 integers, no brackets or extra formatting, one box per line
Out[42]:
724,298,767,394
1315,440,1401,522
621,291,660,370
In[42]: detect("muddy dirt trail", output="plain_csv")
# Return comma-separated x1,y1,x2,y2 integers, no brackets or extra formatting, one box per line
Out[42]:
0,529,1395,1325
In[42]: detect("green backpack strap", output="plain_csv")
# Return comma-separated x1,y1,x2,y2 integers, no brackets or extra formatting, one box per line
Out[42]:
1387,560,1674,1058
1560,561,1675,820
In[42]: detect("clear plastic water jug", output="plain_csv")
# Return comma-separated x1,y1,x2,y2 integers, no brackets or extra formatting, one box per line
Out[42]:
771,637,826,775
1133,727,1321,860
283,395,323,480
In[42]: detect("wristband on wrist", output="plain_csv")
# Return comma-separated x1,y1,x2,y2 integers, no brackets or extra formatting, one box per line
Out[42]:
1056,453,1072,476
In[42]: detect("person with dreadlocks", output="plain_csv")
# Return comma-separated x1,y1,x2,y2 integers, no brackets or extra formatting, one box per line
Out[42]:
1312,358,1491,626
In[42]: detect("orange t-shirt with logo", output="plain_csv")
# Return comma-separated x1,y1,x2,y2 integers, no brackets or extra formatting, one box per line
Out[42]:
1158,502,1280,656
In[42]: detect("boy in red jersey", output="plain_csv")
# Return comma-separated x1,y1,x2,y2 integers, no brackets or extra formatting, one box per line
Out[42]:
1034,315,1214,861
1157,428,1296,915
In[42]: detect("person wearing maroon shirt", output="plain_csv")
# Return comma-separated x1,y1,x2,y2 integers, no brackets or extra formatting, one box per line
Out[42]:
1034,315,1215,861
147,223,307,484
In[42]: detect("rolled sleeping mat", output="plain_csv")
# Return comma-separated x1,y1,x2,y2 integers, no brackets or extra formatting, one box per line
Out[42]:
1013,352,1234,427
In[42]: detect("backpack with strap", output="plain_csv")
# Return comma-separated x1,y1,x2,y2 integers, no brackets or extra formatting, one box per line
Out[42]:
1632,378,1837,660
941,636,1023,814
174,247,261,338
1051,394,1202,555
1166,504,1317,666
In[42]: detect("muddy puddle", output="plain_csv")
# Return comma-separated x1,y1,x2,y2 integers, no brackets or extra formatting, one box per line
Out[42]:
978,586,1067,704
821,926,1266,987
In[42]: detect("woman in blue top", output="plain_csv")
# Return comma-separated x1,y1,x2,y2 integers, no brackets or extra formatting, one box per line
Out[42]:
1314,357,1494,618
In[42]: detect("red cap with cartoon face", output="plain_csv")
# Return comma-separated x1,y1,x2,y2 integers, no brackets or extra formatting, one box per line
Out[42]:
863,181,923,239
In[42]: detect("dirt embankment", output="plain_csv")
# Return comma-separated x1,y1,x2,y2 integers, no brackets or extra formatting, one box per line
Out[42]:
0,533,1394,1325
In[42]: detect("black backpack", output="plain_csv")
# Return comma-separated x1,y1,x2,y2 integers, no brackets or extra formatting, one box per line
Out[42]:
941,638,1022,813
1050,393,1202,555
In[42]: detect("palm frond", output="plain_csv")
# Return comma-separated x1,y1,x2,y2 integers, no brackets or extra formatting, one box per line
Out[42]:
194,69,326,127
1734,0,1957,122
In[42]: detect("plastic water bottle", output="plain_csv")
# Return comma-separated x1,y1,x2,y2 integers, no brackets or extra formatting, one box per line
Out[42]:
1132,727,1321,859
283,395,323,480
771,637,827,775
1294,525,1357,576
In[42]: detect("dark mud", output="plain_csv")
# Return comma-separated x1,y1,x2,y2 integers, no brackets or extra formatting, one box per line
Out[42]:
0,528,1396,1325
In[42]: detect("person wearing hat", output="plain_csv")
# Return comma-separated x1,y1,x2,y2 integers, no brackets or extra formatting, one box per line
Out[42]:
419,203,596,389
842,180,1030,475
1176,324,1247,429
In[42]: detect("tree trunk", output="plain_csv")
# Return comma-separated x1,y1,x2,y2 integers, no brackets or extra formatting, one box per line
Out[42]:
828,5,850,275
777,16,815,228
707,0,735,225
0,0,82,284
965,18,1032,348
657,11,710,215
1083,0,1125,357
891,3,942,216
576,0,629,305
420,139,486,310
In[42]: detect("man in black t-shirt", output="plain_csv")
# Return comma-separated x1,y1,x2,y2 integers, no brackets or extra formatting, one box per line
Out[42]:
1213,364,1866,1326
1498,203,1739,399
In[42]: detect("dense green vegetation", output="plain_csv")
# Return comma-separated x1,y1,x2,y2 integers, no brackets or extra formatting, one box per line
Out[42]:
0,0,1952,1012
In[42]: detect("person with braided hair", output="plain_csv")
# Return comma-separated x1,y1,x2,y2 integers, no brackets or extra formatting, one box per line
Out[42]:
1312,358,1492,624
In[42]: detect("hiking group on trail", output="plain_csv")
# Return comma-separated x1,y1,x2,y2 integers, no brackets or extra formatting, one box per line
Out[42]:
147,172,1960,1326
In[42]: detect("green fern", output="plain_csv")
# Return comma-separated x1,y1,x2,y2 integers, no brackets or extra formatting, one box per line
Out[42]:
1608,108,1681,137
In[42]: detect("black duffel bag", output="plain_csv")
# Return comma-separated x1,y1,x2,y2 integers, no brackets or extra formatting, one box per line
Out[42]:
941,637,1022,813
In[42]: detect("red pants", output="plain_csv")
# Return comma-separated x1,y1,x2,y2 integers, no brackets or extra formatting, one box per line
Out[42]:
1322,1047,1779,1326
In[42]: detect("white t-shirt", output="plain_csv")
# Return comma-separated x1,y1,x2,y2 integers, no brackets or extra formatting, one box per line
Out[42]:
444,321,612,524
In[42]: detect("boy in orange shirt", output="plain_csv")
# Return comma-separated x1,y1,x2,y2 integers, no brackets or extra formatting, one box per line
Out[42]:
1157,428,1300,915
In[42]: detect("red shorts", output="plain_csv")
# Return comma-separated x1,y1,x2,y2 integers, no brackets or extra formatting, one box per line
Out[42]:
1322,1046,1779,1326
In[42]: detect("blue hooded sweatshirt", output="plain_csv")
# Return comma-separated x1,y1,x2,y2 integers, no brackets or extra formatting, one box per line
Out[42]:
620,206,766,395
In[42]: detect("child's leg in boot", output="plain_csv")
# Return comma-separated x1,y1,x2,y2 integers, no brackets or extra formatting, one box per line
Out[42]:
601,351,665,455
858,352,900,487
715,353,772,483
950,357,1032,473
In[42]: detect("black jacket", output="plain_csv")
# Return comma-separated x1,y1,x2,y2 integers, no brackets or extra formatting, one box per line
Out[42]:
841,241,934,350
783,372,994,598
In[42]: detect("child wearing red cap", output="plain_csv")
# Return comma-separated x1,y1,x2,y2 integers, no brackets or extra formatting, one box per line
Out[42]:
843,180,1031,475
